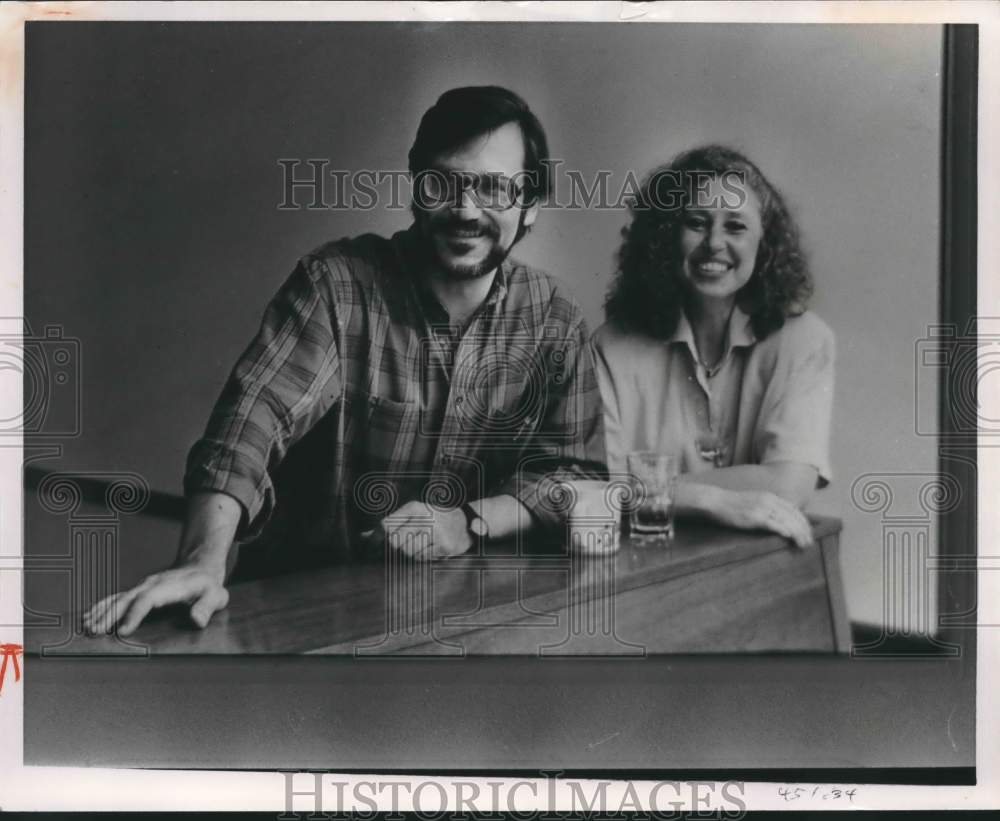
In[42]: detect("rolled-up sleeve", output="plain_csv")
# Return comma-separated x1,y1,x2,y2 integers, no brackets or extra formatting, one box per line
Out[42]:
590,327,629,478
494,308,608,531
184,257,343,539
755,317,835,486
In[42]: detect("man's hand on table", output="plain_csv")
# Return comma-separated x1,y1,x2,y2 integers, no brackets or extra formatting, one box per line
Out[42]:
82,562,229,636
368,501,473,561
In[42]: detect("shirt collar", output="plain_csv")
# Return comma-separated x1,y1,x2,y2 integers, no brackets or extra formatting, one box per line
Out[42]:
668,304,757,358
728,305,756,349
487,257,511,305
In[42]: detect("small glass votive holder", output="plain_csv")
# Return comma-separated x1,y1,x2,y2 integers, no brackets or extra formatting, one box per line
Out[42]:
563,479,625,556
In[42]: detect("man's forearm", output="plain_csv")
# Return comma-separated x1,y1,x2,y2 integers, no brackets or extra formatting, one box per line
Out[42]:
470,494,534,541
175,491,243,578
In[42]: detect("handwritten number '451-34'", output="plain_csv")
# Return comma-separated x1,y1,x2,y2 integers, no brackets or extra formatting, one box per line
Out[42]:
778,786,857,802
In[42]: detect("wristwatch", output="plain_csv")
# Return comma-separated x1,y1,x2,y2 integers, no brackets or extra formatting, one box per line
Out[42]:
461,502,490,542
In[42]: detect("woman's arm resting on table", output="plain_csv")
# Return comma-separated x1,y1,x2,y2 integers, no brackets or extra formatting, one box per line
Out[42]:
673,462,819,548
678,461,819,507
82,491,241,636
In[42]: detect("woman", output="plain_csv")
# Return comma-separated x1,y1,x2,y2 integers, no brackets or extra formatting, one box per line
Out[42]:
593,145,834,548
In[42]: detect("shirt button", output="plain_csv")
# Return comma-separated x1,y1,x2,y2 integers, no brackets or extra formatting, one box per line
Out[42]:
455,394,464,405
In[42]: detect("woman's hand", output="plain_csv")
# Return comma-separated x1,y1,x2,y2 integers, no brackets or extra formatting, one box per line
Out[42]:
709,488,813,547
677,483,814,548
83,563,229,636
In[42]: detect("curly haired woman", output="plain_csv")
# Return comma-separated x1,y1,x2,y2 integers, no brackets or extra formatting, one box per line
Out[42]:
594,145,834,547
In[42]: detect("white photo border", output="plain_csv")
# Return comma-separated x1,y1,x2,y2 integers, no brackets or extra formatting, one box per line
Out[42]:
1,0,998,813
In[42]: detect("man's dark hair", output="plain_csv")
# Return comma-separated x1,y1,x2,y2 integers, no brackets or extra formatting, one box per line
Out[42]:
604,144,814,341
408,85,552,205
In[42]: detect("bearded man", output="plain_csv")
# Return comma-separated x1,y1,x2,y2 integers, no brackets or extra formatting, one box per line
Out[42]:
84,85,606,636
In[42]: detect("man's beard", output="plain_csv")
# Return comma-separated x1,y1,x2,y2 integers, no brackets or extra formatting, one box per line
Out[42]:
420,214,516,280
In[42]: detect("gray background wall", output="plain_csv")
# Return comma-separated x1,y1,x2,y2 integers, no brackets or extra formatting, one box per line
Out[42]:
25,22,943,627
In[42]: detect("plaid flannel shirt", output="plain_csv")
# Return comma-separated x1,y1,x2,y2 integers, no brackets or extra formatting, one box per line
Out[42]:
184,229,607,556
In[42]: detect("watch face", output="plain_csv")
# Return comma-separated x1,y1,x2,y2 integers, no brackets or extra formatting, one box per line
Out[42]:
469,516,489,538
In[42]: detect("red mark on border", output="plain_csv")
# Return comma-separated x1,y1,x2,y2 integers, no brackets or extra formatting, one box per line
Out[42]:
0,643,22,694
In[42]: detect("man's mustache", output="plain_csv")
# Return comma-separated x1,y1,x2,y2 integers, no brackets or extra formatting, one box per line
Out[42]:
432,217,500,240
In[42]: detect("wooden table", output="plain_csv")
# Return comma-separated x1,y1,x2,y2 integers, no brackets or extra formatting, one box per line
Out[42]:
26,516,848,656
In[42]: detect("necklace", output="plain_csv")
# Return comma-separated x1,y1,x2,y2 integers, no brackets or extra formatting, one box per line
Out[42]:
699,352,725,378
689,304,733,378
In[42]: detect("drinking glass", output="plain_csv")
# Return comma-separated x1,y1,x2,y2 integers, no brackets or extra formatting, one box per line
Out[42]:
626,451,678,541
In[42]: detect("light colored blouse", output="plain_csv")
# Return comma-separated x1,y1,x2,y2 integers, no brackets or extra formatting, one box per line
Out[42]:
591,307,835,484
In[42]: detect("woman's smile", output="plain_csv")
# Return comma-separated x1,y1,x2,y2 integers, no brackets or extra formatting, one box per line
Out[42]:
678,180,763,305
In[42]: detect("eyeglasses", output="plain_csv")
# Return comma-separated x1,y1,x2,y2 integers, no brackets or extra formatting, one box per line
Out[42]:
415,170,528,211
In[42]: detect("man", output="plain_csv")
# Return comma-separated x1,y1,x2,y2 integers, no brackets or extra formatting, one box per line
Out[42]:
84,86,606,637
